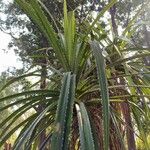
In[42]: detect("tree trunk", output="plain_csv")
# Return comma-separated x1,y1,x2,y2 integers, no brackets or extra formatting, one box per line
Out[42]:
4,142,12,150
120,78,136,150
143,23,150,67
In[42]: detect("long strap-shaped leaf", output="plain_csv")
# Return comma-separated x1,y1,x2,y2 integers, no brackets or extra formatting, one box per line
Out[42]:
12,104,53,150
75,103,95,150
90,41,110,150
64,0,76,70
0,71,40,92
0,113,37,147
51,72,75,150
0,90,58,102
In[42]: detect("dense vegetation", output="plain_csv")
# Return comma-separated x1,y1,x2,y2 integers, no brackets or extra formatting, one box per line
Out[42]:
0,0,150,149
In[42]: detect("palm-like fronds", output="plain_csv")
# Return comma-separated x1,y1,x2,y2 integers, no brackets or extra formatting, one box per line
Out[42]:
0,0,150,149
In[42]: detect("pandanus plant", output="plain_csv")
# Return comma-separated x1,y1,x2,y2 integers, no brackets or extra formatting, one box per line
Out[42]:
0,0,150,149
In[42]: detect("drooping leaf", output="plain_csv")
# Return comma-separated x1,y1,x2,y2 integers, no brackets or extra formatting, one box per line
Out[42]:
76,102,95,150
13,105,53,150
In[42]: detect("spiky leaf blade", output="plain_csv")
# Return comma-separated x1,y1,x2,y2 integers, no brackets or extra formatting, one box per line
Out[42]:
76,102,95,150
91,41,110,150
51,72,75,150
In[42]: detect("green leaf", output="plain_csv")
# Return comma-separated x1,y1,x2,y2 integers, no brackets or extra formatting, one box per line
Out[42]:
25,116,54,149
0,113,37,147
90,41,110,150
0,71,40,92
0,95,47,112
13,105,53,150
51,72,76,150
63,0,76,70
76,102,95,150
38,0,59,32
0,100,39,130
111,52,150,66
0,90,58,102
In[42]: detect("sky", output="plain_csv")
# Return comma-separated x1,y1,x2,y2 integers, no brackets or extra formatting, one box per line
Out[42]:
0,0,23,73
0,31,22,73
